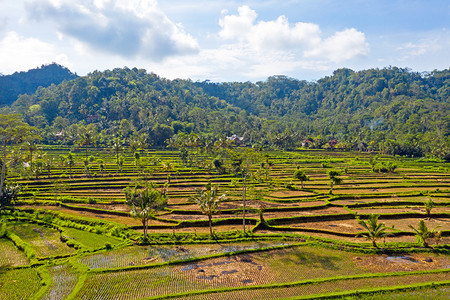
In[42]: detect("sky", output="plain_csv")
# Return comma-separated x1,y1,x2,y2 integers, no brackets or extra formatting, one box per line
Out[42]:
0,0,449,82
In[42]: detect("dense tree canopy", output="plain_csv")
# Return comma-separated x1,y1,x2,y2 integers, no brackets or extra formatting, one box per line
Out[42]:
0,63,77,106
2,66,449,159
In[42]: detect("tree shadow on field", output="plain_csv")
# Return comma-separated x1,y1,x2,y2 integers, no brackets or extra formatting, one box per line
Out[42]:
0,263,11,275
283,251,340,270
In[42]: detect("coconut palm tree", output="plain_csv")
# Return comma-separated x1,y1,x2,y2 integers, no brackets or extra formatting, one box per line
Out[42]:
357,214,391,247
408,220,435,247
22,140,38,172
124,183,167,241
190,183,226,237
66,153,75,178
110,137,122,175
78,124,96,163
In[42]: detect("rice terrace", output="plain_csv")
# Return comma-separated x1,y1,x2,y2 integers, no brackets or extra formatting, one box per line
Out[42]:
0,142,448,299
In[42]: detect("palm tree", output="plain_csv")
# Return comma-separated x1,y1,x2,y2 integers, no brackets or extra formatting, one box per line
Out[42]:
58,154,66,168
293,167,309,189
190,183,226,237
0,114,38,197
328,170,342,193
66,153,75,178
22,141,38,171
134,152,141,174
110,137,122,175
78,125,96,163
124,183,167,241
97,159,105,176
408,220,435,247
357,214,391,247
51,178,68,204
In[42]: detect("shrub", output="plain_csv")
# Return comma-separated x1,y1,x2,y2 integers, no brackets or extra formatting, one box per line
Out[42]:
42,214,53,223
109,226,122,237
94,226,104,234
0,221,5,238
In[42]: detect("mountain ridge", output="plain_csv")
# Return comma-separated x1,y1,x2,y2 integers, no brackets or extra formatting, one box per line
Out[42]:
4,65,449,159
0,63,78,106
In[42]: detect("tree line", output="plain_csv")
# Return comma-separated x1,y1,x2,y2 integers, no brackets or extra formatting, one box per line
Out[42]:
0,66,448,160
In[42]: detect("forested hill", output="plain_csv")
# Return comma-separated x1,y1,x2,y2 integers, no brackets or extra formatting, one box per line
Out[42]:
0,63,77,106
7,66,450,159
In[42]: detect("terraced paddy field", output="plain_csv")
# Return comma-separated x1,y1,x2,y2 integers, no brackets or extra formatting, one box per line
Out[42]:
0,148,448,299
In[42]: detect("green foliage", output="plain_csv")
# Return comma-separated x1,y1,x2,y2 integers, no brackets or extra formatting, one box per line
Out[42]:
357,214,391,247
0,63,77,106
293,167,309,189
6,231,36,259
0,221,5,238
189,184,226,236
6,66,448,160
0,268,43,300
327,170,342,193
124,182,167,240
0,183,21,208
408,220,438,247
424,198,434,217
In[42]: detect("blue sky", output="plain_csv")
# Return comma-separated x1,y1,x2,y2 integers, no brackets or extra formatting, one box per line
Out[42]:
0,0,448,82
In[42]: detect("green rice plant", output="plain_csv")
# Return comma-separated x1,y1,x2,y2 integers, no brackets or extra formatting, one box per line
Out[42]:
62,227,123,250
42,264,79,300
167,272,450,300
8,222,76,258
363,284,450,299
0,238,29,266
78,241,296,270
0,268,42,299
6,230,36,259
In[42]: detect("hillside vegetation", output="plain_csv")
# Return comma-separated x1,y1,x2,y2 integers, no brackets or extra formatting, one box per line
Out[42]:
0,63,77,106
4,66,450,159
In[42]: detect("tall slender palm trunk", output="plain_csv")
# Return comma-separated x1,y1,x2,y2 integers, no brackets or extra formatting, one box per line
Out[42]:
0,142,7,197
143,219,148,240
208,215,213,236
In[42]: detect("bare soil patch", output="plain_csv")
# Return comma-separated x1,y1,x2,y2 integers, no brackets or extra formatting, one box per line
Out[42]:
70,203,129,212
150,224,246,234
176,253,273,286
268,190,317,198
353,206,450,215
333,187,448,195
286,218,363,234
354,253,450,273
381,217,450,232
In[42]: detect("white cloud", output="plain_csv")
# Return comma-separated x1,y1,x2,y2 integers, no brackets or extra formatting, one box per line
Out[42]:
219,6,257,41
396,38,442,61
0,31,71,74
145,5,370,82
218,6,368,63
304,28,369,62
25,0,199,61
